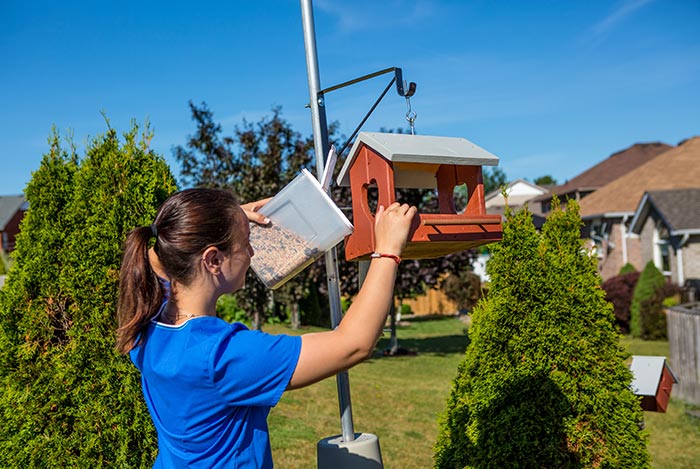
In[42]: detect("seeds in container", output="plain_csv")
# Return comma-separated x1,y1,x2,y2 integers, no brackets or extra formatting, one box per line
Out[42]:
249,222,320,289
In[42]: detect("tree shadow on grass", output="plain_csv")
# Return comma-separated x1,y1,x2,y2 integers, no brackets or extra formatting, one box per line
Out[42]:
372,334,470,357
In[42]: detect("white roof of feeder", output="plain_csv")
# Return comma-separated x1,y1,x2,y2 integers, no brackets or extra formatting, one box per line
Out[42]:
336,132,500,189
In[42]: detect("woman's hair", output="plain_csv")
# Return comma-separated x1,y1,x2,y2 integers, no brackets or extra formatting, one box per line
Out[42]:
116,188,245,354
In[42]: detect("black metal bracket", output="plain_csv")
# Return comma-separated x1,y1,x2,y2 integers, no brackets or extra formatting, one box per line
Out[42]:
317,67,417,158
319,67,415,97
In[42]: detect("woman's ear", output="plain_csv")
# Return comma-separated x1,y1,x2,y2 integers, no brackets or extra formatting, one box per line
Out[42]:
201,247,223,275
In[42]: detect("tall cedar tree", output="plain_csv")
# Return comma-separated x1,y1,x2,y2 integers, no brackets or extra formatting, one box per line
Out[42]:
0,123,176,467
629,261,667,339
434,200,649,468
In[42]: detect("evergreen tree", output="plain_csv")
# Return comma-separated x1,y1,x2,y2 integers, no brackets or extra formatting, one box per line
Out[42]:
630,261,667,340
434,200,649,468
0,123,177,467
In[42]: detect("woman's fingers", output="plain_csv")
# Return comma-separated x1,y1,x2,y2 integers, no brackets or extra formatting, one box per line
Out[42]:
241,198,272,225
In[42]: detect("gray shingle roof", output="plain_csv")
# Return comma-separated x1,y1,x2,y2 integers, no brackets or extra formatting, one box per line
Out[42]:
646,189,700,232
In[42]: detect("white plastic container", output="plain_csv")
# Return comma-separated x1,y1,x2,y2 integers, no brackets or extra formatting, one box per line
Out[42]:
249,168,353,289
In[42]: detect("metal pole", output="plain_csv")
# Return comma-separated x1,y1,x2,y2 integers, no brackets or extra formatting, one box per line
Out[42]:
300,0,355,443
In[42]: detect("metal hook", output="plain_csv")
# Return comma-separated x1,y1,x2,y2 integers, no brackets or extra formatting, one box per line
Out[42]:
405,84,417,135
394,68,417,98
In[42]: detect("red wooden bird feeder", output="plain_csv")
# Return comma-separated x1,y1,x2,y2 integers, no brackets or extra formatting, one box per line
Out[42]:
336,132,503,261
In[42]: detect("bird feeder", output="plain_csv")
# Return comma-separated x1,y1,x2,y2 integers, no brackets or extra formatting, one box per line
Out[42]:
630,355,678,413
336,132,503,261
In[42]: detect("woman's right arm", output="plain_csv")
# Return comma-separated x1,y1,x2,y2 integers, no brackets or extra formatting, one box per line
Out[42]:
287,202,416,390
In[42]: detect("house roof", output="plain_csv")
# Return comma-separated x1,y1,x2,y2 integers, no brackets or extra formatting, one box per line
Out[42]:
487,204,547,229
579,137,700,219
0,195,27,230
337,132,500,187
531,142,672,203
485,179,548,216
630,188,700,235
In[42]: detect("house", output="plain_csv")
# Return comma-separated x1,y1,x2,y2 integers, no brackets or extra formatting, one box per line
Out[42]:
0,195,28,254
629,188,700,286
485,178,549,228
531,142,672,215
578,137,700,280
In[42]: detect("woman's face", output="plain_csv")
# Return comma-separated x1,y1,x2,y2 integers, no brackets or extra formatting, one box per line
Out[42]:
221,209,253,293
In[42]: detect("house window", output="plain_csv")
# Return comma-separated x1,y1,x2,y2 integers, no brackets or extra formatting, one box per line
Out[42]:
587,220,609,260
653,221,672,277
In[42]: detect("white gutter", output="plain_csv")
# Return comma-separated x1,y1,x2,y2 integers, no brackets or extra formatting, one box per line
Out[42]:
581,211,634,221
671,229,700,237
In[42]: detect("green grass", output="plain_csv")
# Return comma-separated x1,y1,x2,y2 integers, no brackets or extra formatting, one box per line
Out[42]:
265,318,700,468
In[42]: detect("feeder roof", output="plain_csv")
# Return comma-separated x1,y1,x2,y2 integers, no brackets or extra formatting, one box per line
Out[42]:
336,132,500,187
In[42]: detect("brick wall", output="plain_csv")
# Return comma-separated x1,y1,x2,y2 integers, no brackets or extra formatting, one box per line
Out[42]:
597,222,642,281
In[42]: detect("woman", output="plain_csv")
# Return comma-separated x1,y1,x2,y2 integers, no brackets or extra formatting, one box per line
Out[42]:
117,187,416,468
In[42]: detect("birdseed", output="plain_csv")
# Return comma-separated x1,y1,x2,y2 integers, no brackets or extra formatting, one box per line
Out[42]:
249,222,320,289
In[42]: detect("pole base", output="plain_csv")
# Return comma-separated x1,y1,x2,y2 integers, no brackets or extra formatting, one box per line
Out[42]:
317,433,383,469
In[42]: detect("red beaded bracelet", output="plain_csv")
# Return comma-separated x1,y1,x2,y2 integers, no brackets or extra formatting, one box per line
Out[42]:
370,252,401,264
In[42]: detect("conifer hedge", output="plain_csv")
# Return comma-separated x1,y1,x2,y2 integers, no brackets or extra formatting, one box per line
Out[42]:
629,261,667,340
434,201,649,468
0,123,176,467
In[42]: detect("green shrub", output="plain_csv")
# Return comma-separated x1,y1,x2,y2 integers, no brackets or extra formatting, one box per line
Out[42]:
440,270,481,313
630,261,667,339
434,200,649,468
216,293,250,325
602,271,641,334
0,123,177,467
619,263,637,275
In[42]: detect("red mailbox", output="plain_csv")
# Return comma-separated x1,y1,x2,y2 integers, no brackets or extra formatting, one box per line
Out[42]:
336,132,503,261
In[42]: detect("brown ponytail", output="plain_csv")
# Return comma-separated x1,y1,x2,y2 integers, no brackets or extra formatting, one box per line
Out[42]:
116,226,164,353
116,188,245,354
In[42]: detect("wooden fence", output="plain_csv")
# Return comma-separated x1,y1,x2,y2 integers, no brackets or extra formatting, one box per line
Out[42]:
667,302,700,405
400,288,459,316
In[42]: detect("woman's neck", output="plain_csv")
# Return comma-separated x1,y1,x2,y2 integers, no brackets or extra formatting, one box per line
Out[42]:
165,280,219,325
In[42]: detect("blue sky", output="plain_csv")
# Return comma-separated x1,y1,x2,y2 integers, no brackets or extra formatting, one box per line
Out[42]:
2,0,698,196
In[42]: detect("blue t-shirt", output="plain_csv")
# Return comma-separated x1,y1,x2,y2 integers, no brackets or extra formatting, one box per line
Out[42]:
130,315,301,468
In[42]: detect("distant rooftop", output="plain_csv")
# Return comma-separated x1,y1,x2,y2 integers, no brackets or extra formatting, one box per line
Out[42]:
531,142,672,204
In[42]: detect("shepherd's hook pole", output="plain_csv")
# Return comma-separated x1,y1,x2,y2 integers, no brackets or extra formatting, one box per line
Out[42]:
300,0,355,443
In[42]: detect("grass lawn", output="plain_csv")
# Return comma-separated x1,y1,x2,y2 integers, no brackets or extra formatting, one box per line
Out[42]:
266,317,700,468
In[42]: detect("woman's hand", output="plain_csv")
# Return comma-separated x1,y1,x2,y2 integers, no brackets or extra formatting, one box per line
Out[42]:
287,202,416,391
241,198,272,225
373,202,417,257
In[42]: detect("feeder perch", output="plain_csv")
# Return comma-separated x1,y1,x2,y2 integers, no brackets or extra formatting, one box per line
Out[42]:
336,132,503,261
630,355,678,413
